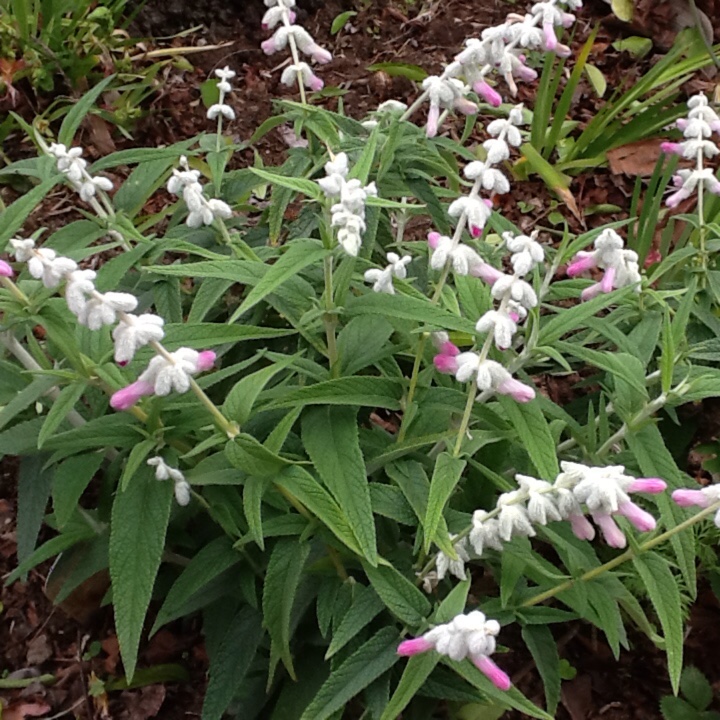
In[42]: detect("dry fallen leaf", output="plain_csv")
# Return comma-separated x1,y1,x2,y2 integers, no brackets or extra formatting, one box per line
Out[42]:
607,138,668,177
121,685,166,720
26,634,52,666
3,701,51,720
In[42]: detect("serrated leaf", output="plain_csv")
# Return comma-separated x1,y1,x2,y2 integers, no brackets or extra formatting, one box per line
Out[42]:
345,292,476,334
265,377,404,410
263,538,311,679
38,382,87,449
202,607,264,720
522,625,560,715
249,167,323,200
225,435,291,478
152,536,242,634
363,562,430,626
633,552,684,694
52,453,104,528
381,653,438,720
162,323,295,349
243,476,267,549
326,585,384,658
229,240,328,323
424,452,466,553
680,666,713,711
302,406,377,565
660,696,700,720
119,439,157,492
110,465,173,681
274,466,362,556
301,627,399,720
498,396,559,480
17,455,54,571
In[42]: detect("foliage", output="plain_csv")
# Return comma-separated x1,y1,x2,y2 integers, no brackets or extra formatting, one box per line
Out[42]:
1,1,720,718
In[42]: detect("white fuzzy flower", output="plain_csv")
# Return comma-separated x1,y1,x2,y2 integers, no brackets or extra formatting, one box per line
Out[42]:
436,538,470,581
464,161,510,194
112,314,165,364
504,231,544,275
516,475,562,525
476,310,517,350
27,249,77,288
469,510,504,555
9,237,36,262
77,292,138,330
363,252,411,294
448,196,493,238
65,269,97,315
422,611,501,663
207,103,236,121
491,273,538,309
79,176,113,203
139,348,205,396
496,489,536,540
148,456,191,506
429,235,484,275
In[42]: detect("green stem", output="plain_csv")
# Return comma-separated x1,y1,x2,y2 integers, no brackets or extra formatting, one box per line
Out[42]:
522,501,720,608
1,276,32,305
323,254,340,378
0,674,55,689
453,381,477,456
216,219,259,261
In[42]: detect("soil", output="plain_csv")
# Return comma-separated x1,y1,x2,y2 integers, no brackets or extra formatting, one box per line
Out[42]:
2,0,720,718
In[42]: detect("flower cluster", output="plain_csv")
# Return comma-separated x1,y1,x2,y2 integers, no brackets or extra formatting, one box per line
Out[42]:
363,252,412,294
148,456,191,506
167,156,232,228
48,142,113,204
412,0,580,136
207,66,236,122
566,228,641,301
432,332,536,403
435,463,666,581
317,152,377,256
261,0,330,93
662,93,720,208
398,610,510,691
8,236,215,411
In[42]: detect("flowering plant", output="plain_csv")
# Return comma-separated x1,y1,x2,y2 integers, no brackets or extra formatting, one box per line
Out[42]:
2,2,720,718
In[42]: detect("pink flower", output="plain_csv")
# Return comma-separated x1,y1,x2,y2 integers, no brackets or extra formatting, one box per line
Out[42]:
473,80,502,108
496,377,535,403
308,44,332,64
0,259,14,277
261,38,277,55
616,501,656,532
627,478,667,494
569,513,596,541
197,350,217,372
660,142,683,156
110,379,154,410
543,22,557,50
428,231,442,249
397,638,433,656
454,97,478,116
434,339,460,375
672,489,712,508
592,513,626,548
566,251,596,277
472,656,511,691
471,263,503,286
426,105,440,138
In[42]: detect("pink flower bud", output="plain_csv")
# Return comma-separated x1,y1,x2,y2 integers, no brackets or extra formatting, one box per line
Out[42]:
261,38,277,55
497,377,536,403
473,81,502,108
471,263,503,286
470,225,482,238
439,341,460,357
197,350,217,372
454,97,478,116
569,513,595,541
110,379,155,411
566,252,596,277
627,478,667,494
472,655,511,691
543,22,557,50
434,353,459,375
309,44,332,64
397,638,433,656
676,119,689,131
599,266,616,293
0,259,14,277
508,312,520,323
660,142,682,156
593,513,626,548
308,73,324,92
426,105,440,138
617,501,656,532
672,489,711,508
580,282,604,302
428,231,442,249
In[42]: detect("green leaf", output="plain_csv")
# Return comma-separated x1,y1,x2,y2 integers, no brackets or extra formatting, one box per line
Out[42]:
326,584,384,658
302,406,377,566
202,607,264,720
345,292,476,334
660,696,701,720
42,415,142,455
363,562,430,626
337,316,395,375
0,375,57,432
38,382,87,449
229,240,329,323
225,435,291,478
17,455,55,570
0,176,60,249
263,538,311,679
162,323,294,349
612,36,653,58
424,452,466,553
266,377,404,411
331,10,358,33
274,466,362,555
381,653,439,720
119,439,157,493
498,396,559,480
539,287,633,345
610,0,634,21
367,62,428,82
680,667,713,711
223,356,296,425
300,627,400,720
58,75,115,145
110,464,173,681
243,476,266,549
52,453,104,528
521,625,560,715
249,167,323,201
633,552,684,694
584,64,607,98
152,536,241,634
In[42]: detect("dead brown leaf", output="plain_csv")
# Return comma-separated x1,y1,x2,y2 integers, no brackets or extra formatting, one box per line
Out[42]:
607,139,668,177
561,674,593,720
120,685,166,720
2,701,51,720
26,634,52,665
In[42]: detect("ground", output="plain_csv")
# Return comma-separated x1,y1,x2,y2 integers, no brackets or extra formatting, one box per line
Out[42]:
1,0,720,717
